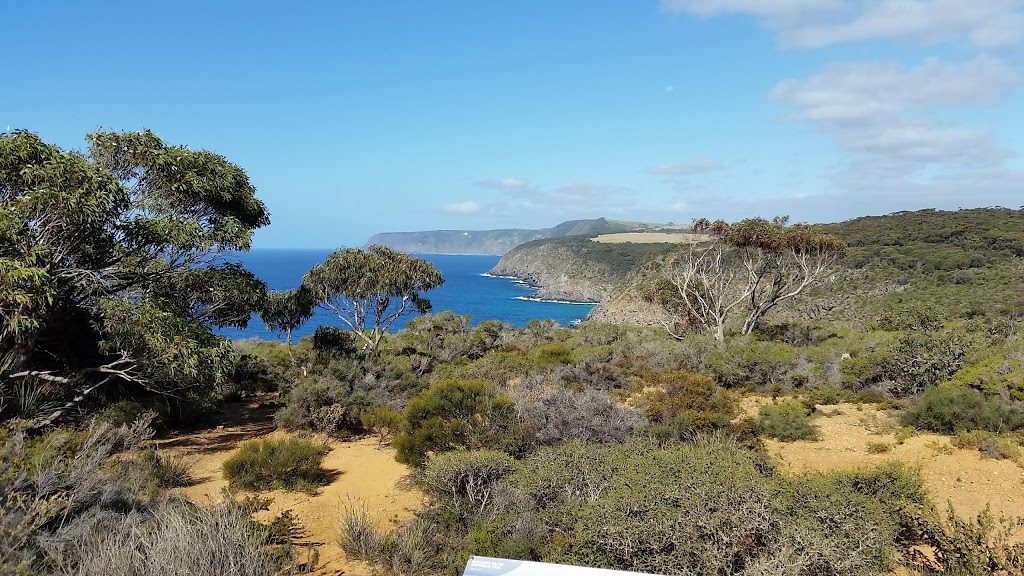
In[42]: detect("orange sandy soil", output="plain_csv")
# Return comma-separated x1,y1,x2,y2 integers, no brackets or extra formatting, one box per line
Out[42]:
153,400,425,576
742,398,1024,522
151,397,1024,575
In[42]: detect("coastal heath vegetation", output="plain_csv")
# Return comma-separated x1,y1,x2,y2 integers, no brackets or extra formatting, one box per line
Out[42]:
5,129,1024,575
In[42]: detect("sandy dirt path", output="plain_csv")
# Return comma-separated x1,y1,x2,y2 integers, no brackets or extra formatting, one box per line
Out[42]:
744,399,1024,522
154,401,425,575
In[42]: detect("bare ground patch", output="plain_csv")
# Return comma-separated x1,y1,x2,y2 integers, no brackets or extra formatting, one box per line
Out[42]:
591,232,710,244
155,405,425,576
742,398,1024,523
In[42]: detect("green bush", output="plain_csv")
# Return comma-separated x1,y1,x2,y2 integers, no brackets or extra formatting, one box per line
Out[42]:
136,448,195,489
756,400,819,441
445,351,531,386
886,332,966,397
338,499,382,561
394,380,520,467
530,343,574,368
643,370,737,435
508,436,919,576
222,437,331,493
98,400,159,428
422,450,516,511
360,405,402,448
876,302,945,331
900,385,1023,433
702,339,806,390
911,505,1024,575
947,338,1024,400
274,376,382,436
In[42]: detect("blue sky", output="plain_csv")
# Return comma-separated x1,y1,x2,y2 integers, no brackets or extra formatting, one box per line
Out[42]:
3,1,1023,248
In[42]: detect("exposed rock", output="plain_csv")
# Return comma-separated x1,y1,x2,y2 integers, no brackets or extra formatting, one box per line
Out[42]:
490,237,672,305
365,218,641,255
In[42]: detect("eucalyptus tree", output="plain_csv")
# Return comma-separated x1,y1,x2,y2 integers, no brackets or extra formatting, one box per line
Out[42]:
662,217,846,341
0,130,269,425
259,288,315,360
301,245,443,354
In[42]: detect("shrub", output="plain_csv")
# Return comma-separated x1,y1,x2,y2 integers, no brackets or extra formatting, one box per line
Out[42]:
530,343,574,368
338,499,383,561
702,339,805,390
375,517,440,576
136,448,195,489
876,302,945,331
978,436,1020,460
546,360,627,392
1,415,293,575
643,370,737,436
866,441,893,454
447,351,531,387
512,437,916,576
514,382,645,446
803,384,851,406
274,375,384,436
311,326,359,361
98,401,159,428
900,385,1020,433
756,400,819,441
394,380,520,467
222,437,331,493
886,332,966,397
422,450,516,512
50,499,281,576
360,406,402,448
910,505,1024,575
227,354,279,398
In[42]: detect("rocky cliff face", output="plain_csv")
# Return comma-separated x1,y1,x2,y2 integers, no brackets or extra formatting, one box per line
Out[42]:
364,229,545,256
489,242,614,302
489,237,670,304
584,256,675,326
365,218,639,255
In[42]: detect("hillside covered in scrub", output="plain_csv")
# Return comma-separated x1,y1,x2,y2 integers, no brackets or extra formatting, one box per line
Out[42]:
364,218,653,255
485,208,1024,327
6,128,1024,576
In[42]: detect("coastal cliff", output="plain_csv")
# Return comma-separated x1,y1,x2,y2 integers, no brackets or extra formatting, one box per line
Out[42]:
489,237,670,304
365,218,639,255
585,255,676,326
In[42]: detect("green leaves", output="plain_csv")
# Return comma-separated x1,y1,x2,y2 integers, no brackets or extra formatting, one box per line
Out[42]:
301,245,444,353
1,130,269,425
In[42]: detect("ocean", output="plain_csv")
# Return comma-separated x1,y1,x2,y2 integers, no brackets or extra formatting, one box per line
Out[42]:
218,250,596,342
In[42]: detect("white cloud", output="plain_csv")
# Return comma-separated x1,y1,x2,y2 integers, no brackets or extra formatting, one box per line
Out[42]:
650,158,723,175
661,0,1024,216
773,58,1019,122
474,177,533,191
662,0,1024,48
782,0,1024,48
774,57,1018,168
442,201,481,214
838,123,1007,164
660,0,840,19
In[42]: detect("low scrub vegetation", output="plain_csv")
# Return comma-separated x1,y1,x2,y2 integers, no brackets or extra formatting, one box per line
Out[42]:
755,400,819,441
222,437,331,493
0,416,293,575
6,205,1024,575
404,436,928,576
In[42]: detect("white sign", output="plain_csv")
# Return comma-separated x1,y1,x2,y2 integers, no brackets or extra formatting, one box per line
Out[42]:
463,556,664,576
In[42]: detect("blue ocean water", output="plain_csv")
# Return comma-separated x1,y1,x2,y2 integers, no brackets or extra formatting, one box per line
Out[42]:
218,250,595,342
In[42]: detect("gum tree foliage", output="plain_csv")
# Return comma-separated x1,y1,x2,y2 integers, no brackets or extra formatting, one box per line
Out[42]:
0,130,268,425
301,245,443,354
660,217,847,341
258,287,314,360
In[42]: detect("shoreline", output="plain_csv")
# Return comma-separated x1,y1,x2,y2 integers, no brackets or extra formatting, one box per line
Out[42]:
482,273,597,306
512,295,598,306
